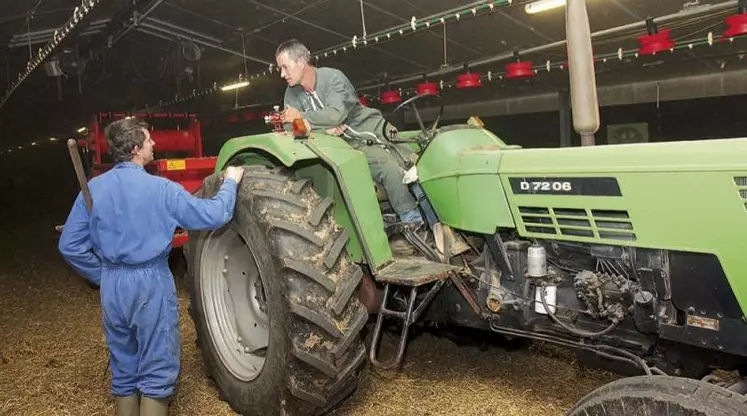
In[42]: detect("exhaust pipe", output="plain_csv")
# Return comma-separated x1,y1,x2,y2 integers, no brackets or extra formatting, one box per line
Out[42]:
566,0,600,146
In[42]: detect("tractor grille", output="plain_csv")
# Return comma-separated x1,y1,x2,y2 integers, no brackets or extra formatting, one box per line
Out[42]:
518,206,636,242
734,177,747,210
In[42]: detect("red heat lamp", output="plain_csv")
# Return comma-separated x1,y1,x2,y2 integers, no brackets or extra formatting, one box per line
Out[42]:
723,13,747,39
380,89,402,104
456,72,481,88
505,60,534,79
359,96,369,106
638,29,675,55
416,81,439,96
637,19,675,56
456,63,481,88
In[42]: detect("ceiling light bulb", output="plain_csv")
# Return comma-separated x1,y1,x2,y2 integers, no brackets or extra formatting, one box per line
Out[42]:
220,81,250,91
525,0,566,14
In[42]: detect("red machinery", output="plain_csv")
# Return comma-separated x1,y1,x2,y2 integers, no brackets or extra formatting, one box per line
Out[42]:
76,111,217,248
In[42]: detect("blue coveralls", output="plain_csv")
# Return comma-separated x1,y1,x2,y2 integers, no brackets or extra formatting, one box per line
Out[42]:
58,162,238,399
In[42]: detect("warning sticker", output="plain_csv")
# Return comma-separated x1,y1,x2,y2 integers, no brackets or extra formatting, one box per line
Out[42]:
686,315,720,331
166,159,186,171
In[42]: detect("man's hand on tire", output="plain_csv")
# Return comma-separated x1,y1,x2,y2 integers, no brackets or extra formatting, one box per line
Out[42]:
224,166,245,183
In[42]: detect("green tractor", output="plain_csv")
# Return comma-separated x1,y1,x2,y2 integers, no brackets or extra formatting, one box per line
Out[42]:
183,1,747,415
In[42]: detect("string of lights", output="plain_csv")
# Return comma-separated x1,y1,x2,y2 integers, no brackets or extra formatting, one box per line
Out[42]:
0,0,103,110
306,0,511,64
5,0,745,154
136,0,513,110
138,1,745,112
356,29,747,104
0,137,61,156
4,28,745,156
162,26,747,118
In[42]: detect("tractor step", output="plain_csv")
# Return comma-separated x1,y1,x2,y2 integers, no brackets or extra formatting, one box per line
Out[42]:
369,258,457,370
375,258,459,286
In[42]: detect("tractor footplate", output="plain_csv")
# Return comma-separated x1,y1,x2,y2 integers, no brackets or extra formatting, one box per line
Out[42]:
369,259,457,370
376,258,458,286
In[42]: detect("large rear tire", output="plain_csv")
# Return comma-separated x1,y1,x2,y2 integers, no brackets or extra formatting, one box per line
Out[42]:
566,375,747,416
185,165,369,415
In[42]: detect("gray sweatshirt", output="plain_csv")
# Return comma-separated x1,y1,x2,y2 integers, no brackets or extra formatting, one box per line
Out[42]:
282,67,388,144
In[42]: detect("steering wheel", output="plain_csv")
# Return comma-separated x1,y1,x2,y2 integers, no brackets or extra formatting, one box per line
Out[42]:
382,93,444,145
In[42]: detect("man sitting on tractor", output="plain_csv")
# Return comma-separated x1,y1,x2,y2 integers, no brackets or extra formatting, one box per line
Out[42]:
274,38,423,226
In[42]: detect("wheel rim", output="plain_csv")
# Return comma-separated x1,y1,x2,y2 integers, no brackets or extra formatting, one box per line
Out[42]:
200,226,269,382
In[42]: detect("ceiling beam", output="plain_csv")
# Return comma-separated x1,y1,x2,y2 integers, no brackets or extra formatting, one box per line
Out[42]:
240,0,428,71
7,19,110,48
136,22,271,65
85,0,167,62
0,0,106,110
353,0,485,58
161,2,279,47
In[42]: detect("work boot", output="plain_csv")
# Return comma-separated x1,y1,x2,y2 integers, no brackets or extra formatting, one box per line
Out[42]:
116,395,140,416
140,396,169,416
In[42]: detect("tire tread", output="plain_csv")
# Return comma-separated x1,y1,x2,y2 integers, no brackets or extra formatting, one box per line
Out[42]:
185,165,367,416
567,375,747,416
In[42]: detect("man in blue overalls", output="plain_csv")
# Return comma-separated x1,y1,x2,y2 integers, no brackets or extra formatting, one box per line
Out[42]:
58,117,244,416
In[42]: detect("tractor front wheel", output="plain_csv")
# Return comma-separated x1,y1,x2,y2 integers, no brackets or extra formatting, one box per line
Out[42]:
567,375,747,416
185,165,369,415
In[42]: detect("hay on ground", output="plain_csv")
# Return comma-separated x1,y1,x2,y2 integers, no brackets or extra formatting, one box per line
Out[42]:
0,221,620,416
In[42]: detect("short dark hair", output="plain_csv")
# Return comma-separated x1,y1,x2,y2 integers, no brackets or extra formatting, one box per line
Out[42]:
105,117,149,163
275,39,311,62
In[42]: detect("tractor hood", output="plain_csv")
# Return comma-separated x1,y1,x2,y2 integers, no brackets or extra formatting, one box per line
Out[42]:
417,126,747,235
499,137,747,175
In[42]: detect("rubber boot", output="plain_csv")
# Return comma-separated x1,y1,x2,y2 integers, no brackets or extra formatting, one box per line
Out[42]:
140,397,169,416
116,395,140,416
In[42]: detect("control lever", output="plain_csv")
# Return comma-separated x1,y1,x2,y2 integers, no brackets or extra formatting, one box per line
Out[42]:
264,105,284,133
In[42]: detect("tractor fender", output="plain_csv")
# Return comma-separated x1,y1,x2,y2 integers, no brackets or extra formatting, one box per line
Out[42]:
214,132,318,171
212,132,394,274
